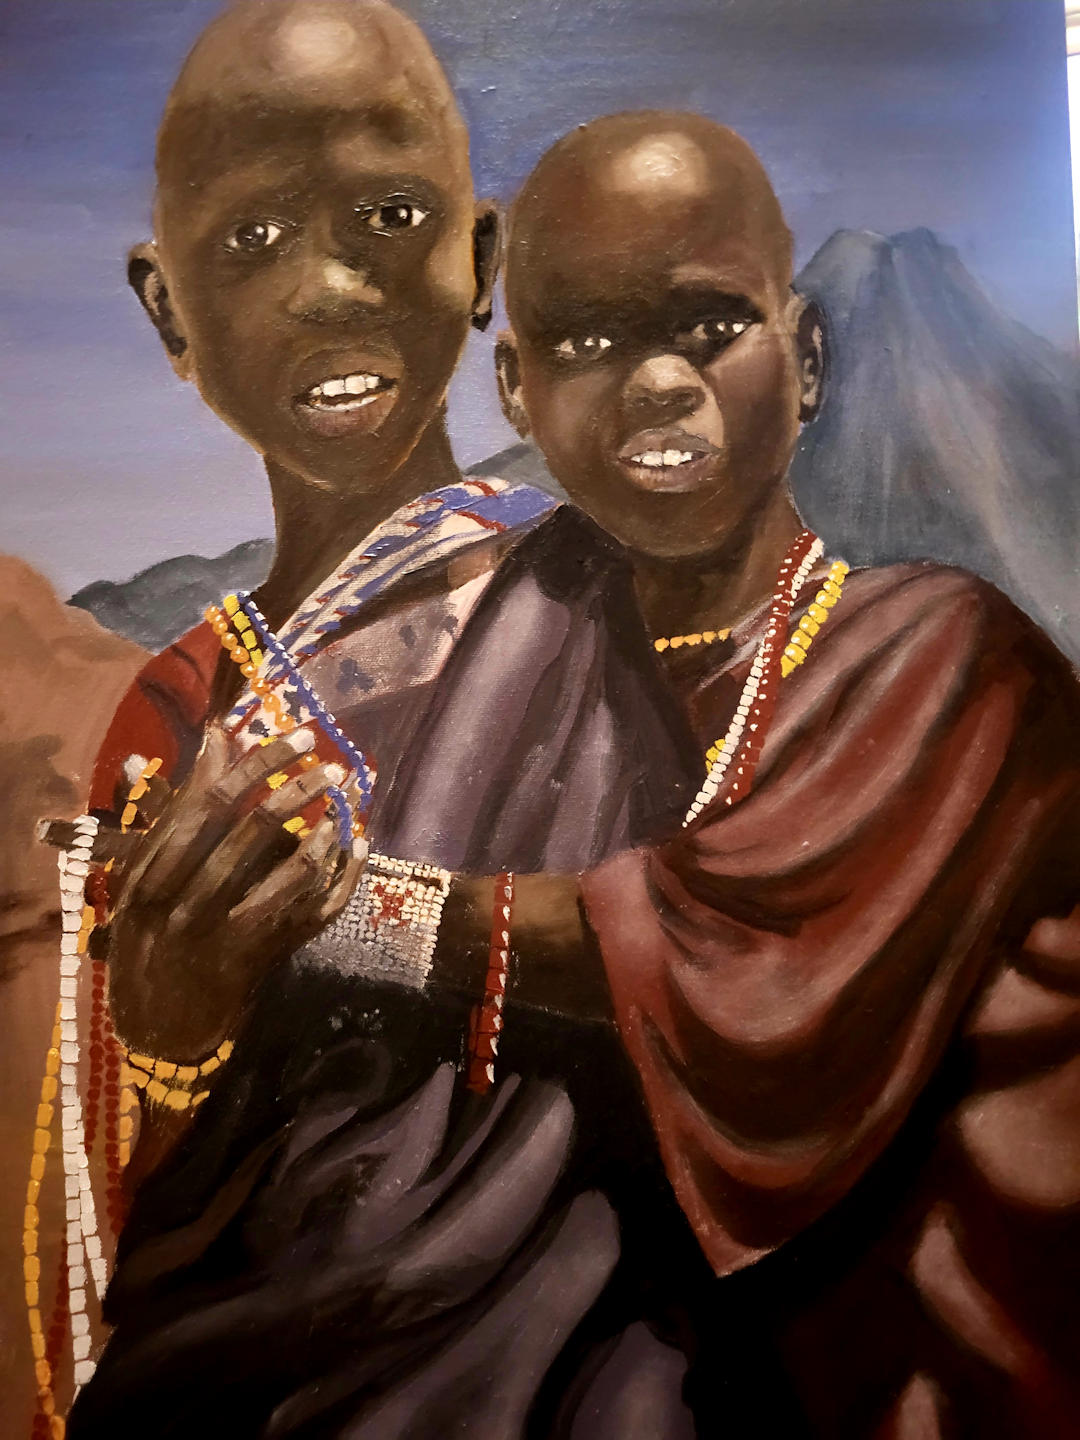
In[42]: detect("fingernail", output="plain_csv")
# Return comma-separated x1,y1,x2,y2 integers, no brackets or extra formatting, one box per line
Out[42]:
123,753,149,785
284,728,316,753
324,763,346,786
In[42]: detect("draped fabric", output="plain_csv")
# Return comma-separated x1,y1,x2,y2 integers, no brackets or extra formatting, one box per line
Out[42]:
72,505,1080,1438
583,563,1080,1438
71,507,710,1439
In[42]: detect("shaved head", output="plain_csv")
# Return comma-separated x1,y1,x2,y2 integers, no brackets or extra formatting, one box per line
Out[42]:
507,111,792,331
157,0,470,212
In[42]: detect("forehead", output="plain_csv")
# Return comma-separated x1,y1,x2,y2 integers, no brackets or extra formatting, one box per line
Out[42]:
157,6,469,218
512,131,787,322
161,96,463,203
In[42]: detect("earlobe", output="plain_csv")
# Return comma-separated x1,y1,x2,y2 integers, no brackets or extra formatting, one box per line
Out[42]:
495,332,530,438
470,201,501,333
127,242,192,378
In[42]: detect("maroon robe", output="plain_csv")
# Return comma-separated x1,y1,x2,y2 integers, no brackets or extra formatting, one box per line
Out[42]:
583,561,1080,1438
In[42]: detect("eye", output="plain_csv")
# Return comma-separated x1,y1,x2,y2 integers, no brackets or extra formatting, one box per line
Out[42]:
224,220,286,255
360,197,430,233
553,335,613,362
686,317,753,347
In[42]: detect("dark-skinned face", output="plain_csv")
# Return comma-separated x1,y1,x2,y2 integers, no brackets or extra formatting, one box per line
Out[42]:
137,5,491,496
501,120,819,559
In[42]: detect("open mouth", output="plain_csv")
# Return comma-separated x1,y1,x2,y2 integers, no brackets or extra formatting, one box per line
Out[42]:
625,448,700,470
298,371,396,412
615,431,722,490
292,366,400,439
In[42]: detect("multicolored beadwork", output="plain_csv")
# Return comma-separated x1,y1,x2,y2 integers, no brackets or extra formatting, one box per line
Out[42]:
299,852,452,988
684,533,847,824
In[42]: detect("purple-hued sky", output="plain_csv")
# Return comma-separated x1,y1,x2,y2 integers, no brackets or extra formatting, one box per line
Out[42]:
1,0,1074,596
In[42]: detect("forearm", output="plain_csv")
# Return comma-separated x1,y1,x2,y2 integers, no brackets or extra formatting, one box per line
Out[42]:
433,870,613,1020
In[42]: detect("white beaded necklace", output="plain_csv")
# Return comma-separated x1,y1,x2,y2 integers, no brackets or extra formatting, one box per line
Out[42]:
683,534,825,825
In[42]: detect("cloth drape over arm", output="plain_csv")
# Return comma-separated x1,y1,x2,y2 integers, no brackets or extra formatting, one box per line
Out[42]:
582,567,1080,1278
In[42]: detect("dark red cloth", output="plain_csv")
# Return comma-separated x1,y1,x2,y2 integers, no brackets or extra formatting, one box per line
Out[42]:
88,622,218,812
582,563,1080,1437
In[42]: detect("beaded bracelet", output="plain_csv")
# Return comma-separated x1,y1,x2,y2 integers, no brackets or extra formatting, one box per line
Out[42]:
467,872,514,1094
300,851,452,988
122,1040,234,1111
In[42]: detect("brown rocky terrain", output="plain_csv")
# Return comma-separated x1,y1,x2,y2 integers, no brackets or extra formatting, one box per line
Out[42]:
0,556,144,1434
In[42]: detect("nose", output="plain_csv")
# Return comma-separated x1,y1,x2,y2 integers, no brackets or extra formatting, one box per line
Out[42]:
283,240,384,323
622,353,707,421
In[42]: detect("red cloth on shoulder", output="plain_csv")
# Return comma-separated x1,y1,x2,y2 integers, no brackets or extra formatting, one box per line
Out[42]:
89,622,218,813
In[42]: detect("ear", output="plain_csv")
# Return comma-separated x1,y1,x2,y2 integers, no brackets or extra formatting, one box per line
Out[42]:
790,293,826,422
127,242,193,379
495,330,530,438
470,200,501,333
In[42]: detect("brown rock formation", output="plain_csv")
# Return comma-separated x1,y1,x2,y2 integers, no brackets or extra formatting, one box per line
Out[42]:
0,556,144,1434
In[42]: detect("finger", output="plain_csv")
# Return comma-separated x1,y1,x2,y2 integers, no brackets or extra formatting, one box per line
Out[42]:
227,815,342,937
130,727,316,909
119,756,172,829
36,819,143,869
169,763,347,926
205,727,318,814
312,842,367,926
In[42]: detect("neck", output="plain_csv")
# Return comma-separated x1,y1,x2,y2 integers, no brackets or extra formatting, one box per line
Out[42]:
255,416,461,628
631,485,803,639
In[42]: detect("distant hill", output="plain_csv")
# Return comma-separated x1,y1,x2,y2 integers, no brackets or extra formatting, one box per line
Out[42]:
791,227,1080,661
68,446,559,655
69,232,1079,662
70,538,276,654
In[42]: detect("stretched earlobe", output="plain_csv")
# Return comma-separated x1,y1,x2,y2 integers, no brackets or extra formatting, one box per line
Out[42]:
495,332,530,438
470,201,501,333
128,242,191,377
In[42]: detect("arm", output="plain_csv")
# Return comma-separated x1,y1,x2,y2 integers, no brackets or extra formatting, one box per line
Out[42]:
433,870,610,1021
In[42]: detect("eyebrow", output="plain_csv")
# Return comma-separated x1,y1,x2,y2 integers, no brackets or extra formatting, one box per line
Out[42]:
526,282,763,340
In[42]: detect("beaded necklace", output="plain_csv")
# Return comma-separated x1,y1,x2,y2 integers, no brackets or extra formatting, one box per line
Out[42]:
653,627,731,653
205,593,373,846
683,533,848,825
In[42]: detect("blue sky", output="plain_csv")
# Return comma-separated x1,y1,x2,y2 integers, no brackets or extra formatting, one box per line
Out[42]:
1,0,1074,593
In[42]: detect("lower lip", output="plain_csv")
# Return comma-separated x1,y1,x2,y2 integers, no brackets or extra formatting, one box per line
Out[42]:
615,453,720,492
291,383,399,439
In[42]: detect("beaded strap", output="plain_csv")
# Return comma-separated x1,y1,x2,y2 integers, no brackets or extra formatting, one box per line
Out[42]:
299,851,452,988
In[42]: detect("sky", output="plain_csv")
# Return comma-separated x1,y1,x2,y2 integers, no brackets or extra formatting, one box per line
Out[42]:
0,0,1075,595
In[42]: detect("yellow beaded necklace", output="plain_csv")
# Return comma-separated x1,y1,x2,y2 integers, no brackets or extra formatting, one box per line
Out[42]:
653,627,731,653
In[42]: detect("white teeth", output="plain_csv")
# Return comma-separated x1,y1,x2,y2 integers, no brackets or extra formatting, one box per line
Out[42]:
305,372,387,405
630,449,697,468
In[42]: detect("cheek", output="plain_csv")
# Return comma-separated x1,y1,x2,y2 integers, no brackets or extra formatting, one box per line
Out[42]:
521,368,609,460
709,332,801,460
419,223,477,323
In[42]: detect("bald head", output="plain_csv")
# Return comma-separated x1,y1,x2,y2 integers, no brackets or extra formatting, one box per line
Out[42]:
506,111,792,329
157,0,469,205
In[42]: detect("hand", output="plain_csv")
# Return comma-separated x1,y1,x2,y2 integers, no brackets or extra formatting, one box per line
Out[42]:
104,726,367,1060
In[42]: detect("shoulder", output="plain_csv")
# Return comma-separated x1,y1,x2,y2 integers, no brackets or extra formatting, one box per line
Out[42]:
88,621,219,810
828,561,1077,693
